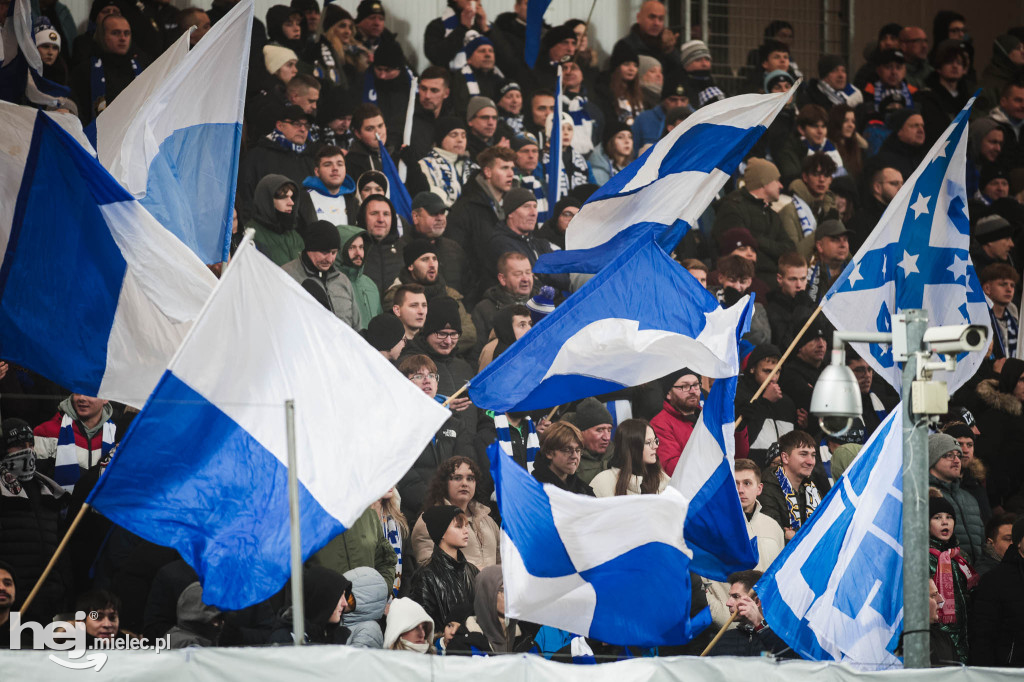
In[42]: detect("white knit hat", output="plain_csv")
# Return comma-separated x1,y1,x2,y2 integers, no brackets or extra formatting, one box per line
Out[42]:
263,44,298,76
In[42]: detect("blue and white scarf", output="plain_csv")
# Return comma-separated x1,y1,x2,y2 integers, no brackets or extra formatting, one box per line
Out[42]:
542,147,589,198
89,55,141,117
871,80,913,110
518,171,549,224
54,414,115,492
381,514,402,597
774,466,820,530
815,79,863,108
267,128,307,153
803,137,844,173
791,193,817,237
696,84,725,108
460,62,505,96
992,305,1019,358
500,111,524,133
419,149,475,206
492,413,539,472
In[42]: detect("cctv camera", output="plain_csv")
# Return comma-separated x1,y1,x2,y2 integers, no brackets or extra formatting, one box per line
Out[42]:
819,415,855,438
922,324,988,354
810,363,863,438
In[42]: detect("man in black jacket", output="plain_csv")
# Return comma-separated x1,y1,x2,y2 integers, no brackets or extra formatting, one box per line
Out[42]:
848,165,902,251
737,345,798,468
236,104,316,222
778,319,828,416
969,517,1024,667
707,570,792,657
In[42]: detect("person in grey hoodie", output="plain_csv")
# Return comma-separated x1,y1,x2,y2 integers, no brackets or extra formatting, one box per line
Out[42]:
167,582,225,649
341,566,389,648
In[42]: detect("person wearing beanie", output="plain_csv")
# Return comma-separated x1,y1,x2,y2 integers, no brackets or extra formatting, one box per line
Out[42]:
805,53,864,109
282,220,361,328
268,565,355,644
862,48,917,114
398,191,471,298
928,433,984,565
33,18,68,86
464,95,510,162
940,422,992,529
335,224,383,329
713,157,795,286
916,39,971,146
496,81,524,134
484,186,566,296
679,40,725,109
588,119,634,185
408,505,479,631
629,68,691,149
928,490,978,664
736,344,799,468
536,194,580,249
971,215,1016,271
561,398,615,484
542,111,591,197
412,114,474,208
975,165,1012,208
383,597,435,652
777,316,829,414
450,30,506,117
354,0,398,55
526,285,556,323
970,511,1024,665
871,105,927,181
362,313,406,360
470,250,538,361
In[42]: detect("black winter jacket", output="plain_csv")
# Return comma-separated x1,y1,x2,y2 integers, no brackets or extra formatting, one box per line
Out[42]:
969,548,1024,667
408,547,479,631
397,413,474,519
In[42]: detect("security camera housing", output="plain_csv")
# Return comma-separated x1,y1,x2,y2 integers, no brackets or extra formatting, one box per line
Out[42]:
922,324,988,354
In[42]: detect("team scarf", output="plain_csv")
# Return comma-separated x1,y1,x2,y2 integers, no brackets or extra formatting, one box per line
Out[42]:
362,65,415,103
381,513,403,597
790,193,817,237
872,80,914,110
54,414,116,492
929,546,979,623
803,137,845,173
517,172,549,223
313,40,345,88
90,55,141,118
267,128,307,153
815,79,862,107
562,91,593,129
991,304,1019,358
775,466,820,530
542,147,589,199
460,62,505,96
500,110,524,133
491,413,539,472
419,149,475,206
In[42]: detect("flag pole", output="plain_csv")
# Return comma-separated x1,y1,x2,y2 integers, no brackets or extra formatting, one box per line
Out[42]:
442,383,468,407
746,305,823,404
397,76,417,182
698,587,756,656
285,399,305,646
19,503,91,615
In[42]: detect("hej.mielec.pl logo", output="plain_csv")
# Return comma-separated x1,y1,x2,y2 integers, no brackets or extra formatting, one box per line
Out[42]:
8,611,108,671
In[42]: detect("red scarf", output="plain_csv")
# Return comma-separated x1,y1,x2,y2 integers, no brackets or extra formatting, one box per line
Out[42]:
929,546,979,624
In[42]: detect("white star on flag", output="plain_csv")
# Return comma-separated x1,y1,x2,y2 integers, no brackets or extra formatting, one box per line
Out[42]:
948,254,969,282
934,140,949,158
910,193,931,219
898,250,919,276
848,261,863,287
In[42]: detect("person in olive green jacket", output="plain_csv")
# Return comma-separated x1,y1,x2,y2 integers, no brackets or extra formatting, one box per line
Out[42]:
336,224,383,329
308,506,397,590
247,174,305,266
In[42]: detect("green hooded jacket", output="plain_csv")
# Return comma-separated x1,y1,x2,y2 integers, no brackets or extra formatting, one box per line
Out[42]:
336,224,383,329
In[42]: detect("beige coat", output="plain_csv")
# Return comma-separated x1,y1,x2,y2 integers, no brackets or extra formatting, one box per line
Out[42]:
411,499,501,571
589,467,670,497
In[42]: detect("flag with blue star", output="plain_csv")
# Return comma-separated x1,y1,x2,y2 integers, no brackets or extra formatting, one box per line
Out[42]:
821,97,990,393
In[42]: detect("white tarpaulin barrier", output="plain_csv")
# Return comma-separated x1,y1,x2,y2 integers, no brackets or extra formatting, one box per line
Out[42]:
1,646,1020,681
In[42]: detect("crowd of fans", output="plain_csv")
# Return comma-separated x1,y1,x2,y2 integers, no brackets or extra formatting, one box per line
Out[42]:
4,0,1024,667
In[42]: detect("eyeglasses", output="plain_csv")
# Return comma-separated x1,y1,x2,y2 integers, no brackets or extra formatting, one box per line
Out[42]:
409,373,439,382
282,119,310,129
432,331,461,340
556,447,583,456
645,437,660,448
941,452,963,460
673,382,701,393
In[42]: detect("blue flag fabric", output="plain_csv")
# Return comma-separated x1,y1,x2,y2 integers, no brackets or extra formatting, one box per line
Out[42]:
493,441,711,646
822,98,989,394
535,90,793,274
755,407,904,669
377,132,412,225
86,240,450,609
523,0,552,68
668,376,759,581
0,101,216,408
468,236,753,413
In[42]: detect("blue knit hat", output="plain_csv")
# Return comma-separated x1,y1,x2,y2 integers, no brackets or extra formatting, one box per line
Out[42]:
526,286,555,323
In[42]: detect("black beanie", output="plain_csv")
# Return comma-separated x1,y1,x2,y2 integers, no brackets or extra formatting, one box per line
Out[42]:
362,314,406,351
355,0,384,23
2,418,34,451
421,296,462,336
609,41,639,71
660,367,701,398
303,220,342,252
540,23,576,57
817,54,845,78
979,164,1009,191
434,116,466,147
745,344,782,371
357,170,388,194
422,505,463,545
998,358,1024,394
403,239,437,267
571,397,613,432
942,423,974,442
929,495,956,522
373,39,405,69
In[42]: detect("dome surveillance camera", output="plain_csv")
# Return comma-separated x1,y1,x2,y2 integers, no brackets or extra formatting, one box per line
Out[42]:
810,363,863,437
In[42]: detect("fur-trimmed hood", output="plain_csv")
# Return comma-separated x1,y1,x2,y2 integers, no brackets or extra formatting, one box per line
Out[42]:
976,378,1023,416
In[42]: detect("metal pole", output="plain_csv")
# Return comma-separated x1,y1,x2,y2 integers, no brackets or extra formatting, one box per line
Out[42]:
847,0,856,70
700,0,708,45
286,399,305,646
684,0,691,42
822,0,831,56
900,309,930,668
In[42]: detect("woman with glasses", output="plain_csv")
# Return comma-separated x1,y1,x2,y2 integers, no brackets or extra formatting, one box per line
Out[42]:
410,456,500,572
590,419,669,497
533,422,595,496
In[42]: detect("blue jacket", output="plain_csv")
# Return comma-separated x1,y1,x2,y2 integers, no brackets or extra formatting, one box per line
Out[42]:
632,106,666,150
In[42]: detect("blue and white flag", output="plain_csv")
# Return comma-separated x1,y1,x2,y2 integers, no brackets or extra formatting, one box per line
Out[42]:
669,376,758,581
822,99,989,393
468,236,753,413
493,441,711,646
0,0,69,106
755,407,904,669
535,89,793,274
0,101,216,408
90,0,253,265
87,239,450,610
546,64,563,206
377,132,412,225
523,0,552,68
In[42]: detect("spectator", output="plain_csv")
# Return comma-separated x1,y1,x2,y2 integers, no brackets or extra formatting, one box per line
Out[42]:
542,113,591,196
595,42,644,127
497,81,524,133
536,195,580,249
985,81,1024,170
307,4,360,90
357,193,403,294
237,104,317,221
969,516,1024,666
246,175,305,266
713,254,771,346
166,583,224,649
589,121,634,185
451,33,507,116
972,166,1012,210
928,433,985,564
0,560,23,649
465,96,507,162
967,120,1005,197
801,54,863,110
564,398,615,485
652,369,707,475
362,314,407,362
383,597,434,653
510,132,548,222
940,422,992,525
847,351,892,438
410,456,500,571
484,188,558,291
532,421,595,496
268,566,353,644
304,145,357,226
862,49,917,113
346,103,394,185
972,211,1017,272
399,298,475,425
778,153,840,248
391,284,428,342
356,170,388,203
928,494,978,663
679,40,725,109
973,359,1024,511
34,395,115,488
408,505,479,632
611,1,680,73
340,566,388,648
369,488,407,596
308,499,397,592
899,26,933,89
980,263,1020,360
423,0,492,69
806,218,852,303
977,35,1024,116
446,146,518,271
847,165,903,251
246,45,301,139
398,192,472,296
282,220,361,329
706,570,790,656
973,512,1017,576
765,252,815,350
827,104,866,181
471,251,536,357
758,430,822,540
737,345,798,467
76,590,124,646
414,118,476,208
874,109,928,180
631,70,688,150
476,302,532,371
777,319,828,414
69,13,146,124
589,418,668,497
353,0,400,57
917,40,971,146
337,225,384,329
34,19,69,86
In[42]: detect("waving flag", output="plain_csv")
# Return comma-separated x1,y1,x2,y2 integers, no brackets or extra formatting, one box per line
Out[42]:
822,99,989,393
523,0,553,68
669,376,758,581
0,101,216,408
546,64,563,205
377,132,412,225
87,239,450,609
493,442,711,646
535,89,794,274
755,407,904,669
468,236,753,413
90,0,253,264
0,0,69,106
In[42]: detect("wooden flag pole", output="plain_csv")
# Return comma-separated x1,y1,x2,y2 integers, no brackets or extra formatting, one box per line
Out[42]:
699,587,757,656
442,383,469,407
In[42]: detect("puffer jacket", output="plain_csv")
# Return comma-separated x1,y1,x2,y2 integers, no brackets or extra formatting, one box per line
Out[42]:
336,224,383,329
929,474,985,564
969,547,1024,667
0,472,69,620
407,547,479,631
281,254,361,329
396,412,474,520
166,582,223,648
410,499,500,571
357,197,404,296
341,566,388,649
